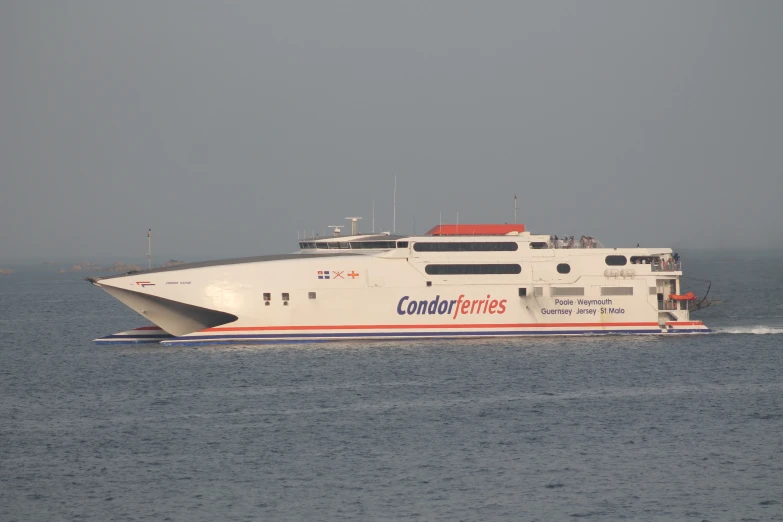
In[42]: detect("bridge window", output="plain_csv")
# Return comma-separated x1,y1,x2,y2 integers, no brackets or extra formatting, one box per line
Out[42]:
425,264,522,275
605,255,628,266
413,242,518,252
557,263,571,274
316,242,328,249
397,241,409,248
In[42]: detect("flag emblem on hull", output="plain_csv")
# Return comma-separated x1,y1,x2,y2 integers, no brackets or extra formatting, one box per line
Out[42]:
317,271,330,280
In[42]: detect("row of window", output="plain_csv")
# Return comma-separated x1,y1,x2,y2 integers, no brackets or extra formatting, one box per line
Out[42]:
299,241,407,250
262,292,317,305
547,287,635,296
421,261,642,275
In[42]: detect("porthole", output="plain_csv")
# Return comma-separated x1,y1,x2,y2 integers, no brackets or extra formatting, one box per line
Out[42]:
557,263,571,274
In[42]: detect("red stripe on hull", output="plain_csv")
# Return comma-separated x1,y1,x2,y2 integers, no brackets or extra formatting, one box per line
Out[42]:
204,322,660,332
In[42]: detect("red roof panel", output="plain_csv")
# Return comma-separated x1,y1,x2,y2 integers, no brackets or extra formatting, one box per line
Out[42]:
426,224,526,236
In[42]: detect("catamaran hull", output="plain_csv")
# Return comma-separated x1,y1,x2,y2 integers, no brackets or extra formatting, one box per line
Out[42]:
90,238,710,346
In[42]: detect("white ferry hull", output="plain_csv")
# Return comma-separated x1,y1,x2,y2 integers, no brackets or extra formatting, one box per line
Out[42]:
91,238,710,346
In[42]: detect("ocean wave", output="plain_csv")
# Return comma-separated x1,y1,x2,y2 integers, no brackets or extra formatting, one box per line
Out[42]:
714,326,783,335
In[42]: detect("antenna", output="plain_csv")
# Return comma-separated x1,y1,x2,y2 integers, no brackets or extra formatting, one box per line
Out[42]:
328,225,343,237
392,176,397,234
514,194,518,224
147,229,152,269
345,217,362,236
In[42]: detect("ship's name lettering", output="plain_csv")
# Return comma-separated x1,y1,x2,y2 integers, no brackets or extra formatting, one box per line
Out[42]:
397,294,507,319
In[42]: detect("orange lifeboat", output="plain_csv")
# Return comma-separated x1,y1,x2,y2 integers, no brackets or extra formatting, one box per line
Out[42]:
669,292,697,301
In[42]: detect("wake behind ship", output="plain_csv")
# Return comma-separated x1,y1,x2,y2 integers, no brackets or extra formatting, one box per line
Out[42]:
89,223,709,346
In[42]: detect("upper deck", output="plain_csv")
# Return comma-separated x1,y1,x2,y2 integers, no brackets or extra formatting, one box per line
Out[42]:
295,224,680,272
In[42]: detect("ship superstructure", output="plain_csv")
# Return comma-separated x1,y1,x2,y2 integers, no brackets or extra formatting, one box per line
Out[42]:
90,223,709,345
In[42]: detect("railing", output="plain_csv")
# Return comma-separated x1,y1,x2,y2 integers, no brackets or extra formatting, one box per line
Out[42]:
652,260,681,272
549,238,604,249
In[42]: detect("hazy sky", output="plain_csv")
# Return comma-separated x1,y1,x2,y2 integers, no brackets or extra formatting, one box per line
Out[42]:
2,1,781,261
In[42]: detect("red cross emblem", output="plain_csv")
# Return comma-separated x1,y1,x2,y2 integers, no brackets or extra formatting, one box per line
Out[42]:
348,271,359,279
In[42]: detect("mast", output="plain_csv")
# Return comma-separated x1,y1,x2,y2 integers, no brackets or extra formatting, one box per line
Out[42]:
392,176,396,234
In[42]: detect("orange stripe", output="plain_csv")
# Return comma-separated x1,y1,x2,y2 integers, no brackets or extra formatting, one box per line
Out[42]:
204,322,660,332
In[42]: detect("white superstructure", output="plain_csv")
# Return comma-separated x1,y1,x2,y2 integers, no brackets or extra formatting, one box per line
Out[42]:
91,223,709,346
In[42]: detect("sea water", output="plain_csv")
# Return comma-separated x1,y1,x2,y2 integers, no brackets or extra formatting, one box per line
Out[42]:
0,250,781,521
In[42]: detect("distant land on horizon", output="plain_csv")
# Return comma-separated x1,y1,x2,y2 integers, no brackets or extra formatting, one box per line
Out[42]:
0,259,187,274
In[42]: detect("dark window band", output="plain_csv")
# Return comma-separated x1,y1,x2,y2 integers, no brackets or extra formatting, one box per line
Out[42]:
414,242,518,252
425,264,522,275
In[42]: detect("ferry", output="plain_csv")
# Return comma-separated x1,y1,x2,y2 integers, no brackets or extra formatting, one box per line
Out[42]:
89,222,710,346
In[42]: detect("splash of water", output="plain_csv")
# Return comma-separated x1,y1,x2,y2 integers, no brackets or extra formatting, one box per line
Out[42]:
714,326,783,335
